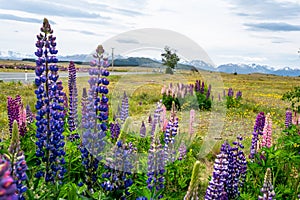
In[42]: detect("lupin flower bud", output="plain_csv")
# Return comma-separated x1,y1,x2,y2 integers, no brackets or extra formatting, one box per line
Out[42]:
34,18,66,182
0,156,17,200
285,109,292,128
68,61,78,132
258,168,276,200
249,112,265,159
262,113,272,148
184,161,202,200
140,121,146,138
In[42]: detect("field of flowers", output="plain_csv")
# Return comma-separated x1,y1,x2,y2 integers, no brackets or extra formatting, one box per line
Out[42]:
0,18,299,200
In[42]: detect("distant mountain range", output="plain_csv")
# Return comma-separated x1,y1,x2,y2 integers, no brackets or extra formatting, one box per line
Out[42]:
1,50,300,76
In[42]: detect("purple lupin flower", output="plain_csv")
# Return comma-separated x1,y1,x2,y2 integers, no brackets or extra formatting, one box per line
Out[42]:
81,88,88,130
110,121,120,140
120,92,129,123
101,140,136,199
200,81,205,94
0,156,17,200
228,88,234,97
206,84,211,99
258,168,276,200
140,121,146,138
178,142,186,161
151,101,163,137
205,141,230,199
236,90,242,99
68,61,78,132
80,45,109,189
194,80,200,92
34,18,66,182
7,95,26,136
164,102,179,163
226,136,247,198
25,104,34,124
147,135,165,199
285,109,292,128
249,112,265,159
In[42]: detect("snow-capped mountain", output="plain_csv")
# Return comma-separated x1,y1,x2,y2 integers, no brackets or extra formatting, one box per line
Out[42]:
187,60,300,76
0,50,33,60
1,50,300,76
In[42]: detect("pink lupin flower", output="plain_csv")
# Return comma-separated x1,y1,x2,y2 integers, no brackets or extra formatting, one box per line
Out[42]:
161,105,167,131
292,111,299,125
262,113,272,148
189,109,195,138
161,85,166,94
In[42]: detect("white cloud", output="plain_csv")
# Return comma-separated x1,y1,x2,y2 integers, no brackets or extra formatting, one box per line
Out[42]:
0,0,299,69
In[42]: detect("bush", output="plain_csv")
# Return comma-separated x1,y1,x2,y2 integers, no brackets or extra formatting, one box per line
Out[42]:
162,93,181,110
195,92,211,110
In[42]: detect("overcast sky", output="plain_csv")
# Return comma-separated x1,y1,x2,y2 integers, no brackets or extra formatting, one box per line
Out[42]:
0,0,300,68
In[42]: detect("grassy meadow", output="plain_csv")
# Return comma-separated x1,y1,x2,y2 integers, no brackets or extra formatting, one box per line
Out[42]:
1,60,299,199
0,63,295,153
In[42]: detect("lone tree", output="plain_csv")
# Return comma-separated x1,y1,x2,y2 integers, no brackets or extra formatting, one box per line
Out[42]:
161,46,180,74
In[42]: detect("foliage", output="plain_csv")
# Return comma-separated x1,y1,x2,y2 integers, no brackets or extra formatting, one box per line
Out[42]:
195,91,211,110
161,46,180,70
282,86,300,112
162,93,181,111
241,125,300,199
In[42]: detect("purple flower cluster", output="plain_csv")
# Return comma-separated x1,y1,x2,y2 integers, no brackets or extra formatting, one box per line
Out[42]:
14,152,28,200
178,142,186,161
236,90,242,99
67,61,78,132
80,45,109,189
120,92,129,123
34,18,66,182
258,168,276,200
140,121,146,138
285,109,292,128
228,88,234,97
249,112,265,159
7,95,26,136
110,121,121,140
205,141,230,199
164,103,179,163
0,156,17,200
205,136,247,199
101,140,136,199
226,136,247,198
147,136,165,199
26,104,34,124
